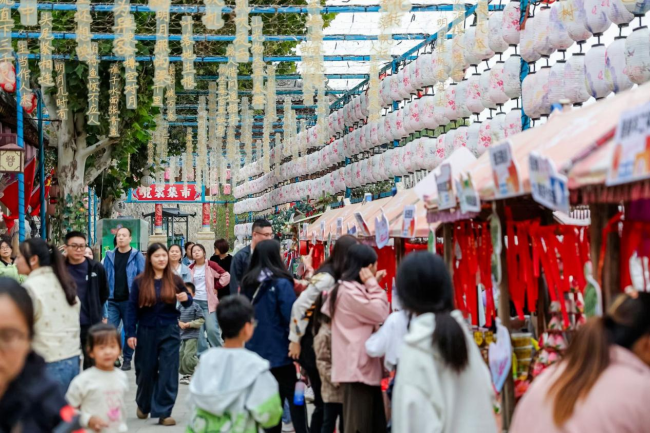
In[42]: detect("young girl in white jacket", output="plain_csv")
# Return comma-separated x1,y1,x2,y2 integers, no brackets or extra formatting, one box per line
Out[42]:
392,252,497,433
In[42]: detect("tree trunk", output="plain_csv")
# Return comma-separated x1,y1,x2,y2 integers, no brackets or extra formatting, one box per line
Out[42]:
100,195,115,219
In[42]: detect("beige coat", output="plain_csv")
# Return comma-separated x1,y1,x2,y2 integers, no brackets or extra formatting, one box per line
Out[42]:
313,323,343,404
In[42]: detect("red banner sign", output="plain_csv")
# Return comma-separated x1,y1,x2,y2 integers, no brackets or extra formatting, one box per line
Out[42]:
155,204,163,229
130,184,202,202
202,203,210,228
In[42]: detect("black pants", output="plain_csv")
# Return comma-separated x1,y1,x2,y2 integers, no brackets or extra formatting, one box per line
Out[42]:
134,323,181,419
342,383,386,433
322,403,344,433
266,364,309,433
80,324,92,370
299,330,324,433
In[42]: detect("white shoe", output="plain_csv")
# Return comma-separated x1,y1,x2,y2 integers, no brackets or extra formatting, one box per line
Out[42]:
282,422,295,432
180,375,192,385
304,386,315,403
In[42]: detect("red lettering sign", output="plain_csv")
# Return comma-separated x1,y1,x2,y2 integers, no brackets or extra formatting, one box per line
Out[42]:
130,184,202,201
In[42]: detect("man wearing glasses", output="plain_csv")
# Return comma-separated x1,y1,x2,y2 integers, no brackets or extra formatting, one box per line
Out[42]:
230,219,273,293
64,231,109,370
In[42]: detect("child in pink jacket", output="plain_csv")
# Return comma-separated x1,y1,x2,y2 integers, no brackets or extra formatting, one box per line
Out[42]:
324,244,389,433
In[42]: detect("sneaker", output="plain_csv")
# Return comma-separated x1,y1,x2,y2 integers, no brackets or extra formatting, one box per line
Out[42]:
180,375,192,385
114,358,122,368
121,360,132,371
304,386,315,403
136,408,148,420
159,417,176,426
282,422,295,432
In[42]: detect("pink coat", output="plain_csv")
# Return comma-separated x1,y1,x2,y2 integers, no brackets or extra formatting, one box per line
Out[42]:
324,277,389,386
511,346,650,433
190,261,230,313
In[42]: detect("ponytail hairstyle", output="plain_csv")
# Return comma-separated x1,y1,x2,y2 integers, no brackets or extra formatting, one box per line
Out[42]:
328,244,378,320
396,251,468,373
136,243,184,307
548,292,650,427
19,238,77,306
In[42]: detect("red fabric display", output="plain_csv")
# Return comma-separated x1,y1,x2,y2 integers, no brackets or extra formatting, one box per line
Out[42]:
404,241,427,255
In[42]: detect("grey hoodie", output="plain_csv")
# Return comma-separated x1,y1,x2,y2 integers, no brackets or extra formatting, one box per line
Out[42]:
187,347,282,433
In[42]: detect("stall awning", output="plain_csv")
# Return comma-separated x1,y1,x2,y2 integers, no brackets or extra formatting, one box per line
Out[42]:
414,147,477,207
470,82,650,201
389,192,439,238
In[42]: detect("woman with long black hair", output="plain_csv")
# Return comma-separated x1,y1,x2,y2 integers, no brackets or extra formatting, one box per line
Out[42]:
240,239,308,433
288,235,358,432
125,243,193,427
392,252,496,433
326,243,389,433
15,238,80,394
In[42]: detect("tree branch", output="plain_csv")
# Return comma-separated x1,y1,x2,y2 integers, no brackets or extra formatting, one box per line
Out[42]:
84,148,113,185
80,136,117,159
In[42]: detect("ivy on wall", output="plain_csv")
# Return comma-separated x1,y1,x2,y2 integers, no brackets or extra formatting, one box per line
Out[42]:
211,195,235,249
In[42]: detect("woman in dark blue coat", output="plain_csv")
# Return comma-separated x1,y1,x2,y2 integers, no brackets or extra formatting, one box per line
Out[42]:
240,239,307,433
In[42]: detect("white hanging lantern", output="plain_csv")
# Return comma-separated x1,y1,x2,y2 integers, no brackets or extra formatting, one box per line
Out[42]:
522,72,540,119
419,95,438,130
565,53,591,104
434,89,450,127
444,129,457,155
464,27,481,66
585,44,612,99
534,7,554,57
585,0,612,34
489,62,510,105
503,55,523,99
444,85,460,122
409,60,422,92
466,74,484,114
455,80,472,119
467,122,481,157
502,0,521,45
504,108,523,137
400,68,415,98
536,66,552,116
620,0,650,15
561,0,592,42
488,11,509,54
625,26,650,85
490,113,507,144
607,37,633,93
454,126,469,151
548,60,567,104
521,13,542,63
477,121,491,156
475,0,495,61
431,134,445,168
606,0,635,25
549,1,574,51
418,53,436,87
480,69,497,110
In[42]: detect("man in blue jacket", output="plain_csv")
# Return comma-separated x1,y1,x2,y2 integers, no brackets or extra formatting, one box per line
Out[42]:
102,226,145,371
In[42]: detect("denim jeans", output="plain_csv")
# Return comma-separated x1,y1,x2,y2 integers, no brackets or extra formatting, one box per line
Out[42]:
46,355,80,395
194,299,223,355
107,300,134,362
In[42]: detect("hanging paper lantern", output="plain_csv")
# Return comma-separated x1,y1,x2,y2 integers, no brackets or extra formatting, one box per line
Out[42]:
475,19,494,61
467,122,481,157
502,0,521,45
402,104,414,135
584,0,612,34
420,137,435,170
477,121,492,156
434,134,447,167
480,69,497,110
455,80,472,119
522,72,540,119
504,108,523,137
453,126,469,151
464,27,482,66
561,0,592,42
412,138,425,171
489,11,509,54
625,27,650,85
409,99,424,132
490,113,507,144
451,32,468,82
606,0,635,25
371,155,382,182
444,85,460,122
419,95,438,130
536,66,552,116
504,55,523,100
444,129,457,156
409,60,423,92
434,90,451,127
534,7,554,57
418,53,435,87
565,53,591,104
0,61,16,93
607,37,633,93
489,62,510,105
585,44,612,99
466,74,484,114
401,144,414,174
390,73,402,102
521,13,542,63
548,60,567,104
621,0,650,15
400,67,415,98
431,48,449,85
549,0,574,51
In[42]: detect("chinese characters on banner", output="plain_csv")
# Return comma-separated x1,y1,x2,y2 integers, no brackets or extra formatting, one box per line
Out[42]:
131,184,202,201
489,140,523,198
606,102,650,186
529,152,570,213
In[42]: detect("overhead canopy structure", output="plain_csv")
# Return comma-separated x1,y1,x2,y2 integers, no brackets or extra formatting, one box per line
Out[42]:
142,206,196,238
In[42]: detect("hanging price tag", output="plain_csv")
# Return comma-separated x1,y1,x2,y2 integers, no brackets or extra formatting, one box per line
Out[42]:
401,205,416,238
318,220,325,241
456,173,481,214
489,140,523,198
375,210,390,249
336,217,343,239
529,152,569,213
607,102,650,186
302,223,308,238
435,163,456,210
347,223,357,236
354,212,371,237
311,231,317,245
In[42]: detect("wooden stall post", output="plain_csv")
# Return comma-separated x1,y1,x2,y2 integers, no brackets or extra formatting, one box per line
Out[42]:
443,223,454,280
589,203,620,307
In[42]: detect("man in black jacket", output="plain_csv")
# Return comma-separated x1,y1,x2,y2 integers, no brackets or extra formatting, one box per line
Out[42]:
229,219,273,293
64,231,109,370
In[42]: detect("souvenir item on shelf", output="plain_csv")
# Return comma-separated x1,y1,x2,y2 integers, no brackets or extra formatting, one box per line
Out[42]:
502,0,521,45
607,37,633,93
549,0,574,51
503,55,523,99
466,73,485,114
520,13,542,63
489,62,510,106
585,0,612,34
564,53,591,104
488,10,509,54
625,26,650,85
584,43,612,99
561,0,593,42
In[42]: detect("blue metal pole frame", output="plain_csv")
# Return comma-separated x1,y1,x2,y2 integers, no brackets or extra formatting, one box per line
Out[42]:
15,56,25,242
520,0,531,131
37,91,46,239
